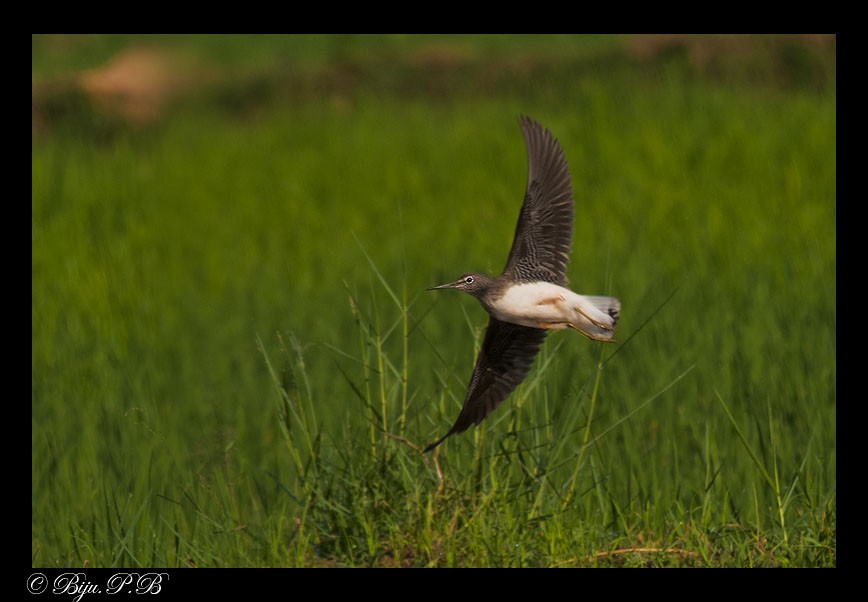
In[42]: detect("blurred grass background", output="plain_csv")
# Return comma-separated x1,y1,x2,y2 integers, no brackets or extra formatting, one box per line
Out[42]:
32,34,835,567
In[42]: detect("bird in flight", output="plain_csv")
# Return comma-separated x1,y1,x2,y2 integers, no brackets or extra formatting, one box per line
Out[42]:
424,115,620,453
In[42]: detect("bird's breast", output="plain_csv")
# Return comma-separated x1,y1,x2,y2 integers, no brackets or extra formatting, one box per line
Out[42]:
487,282,578,329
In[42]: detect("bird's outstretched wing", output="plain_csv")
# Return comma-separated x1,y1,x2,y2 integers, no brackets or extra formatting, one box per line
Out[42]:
502,115,574,286
423,317,548,452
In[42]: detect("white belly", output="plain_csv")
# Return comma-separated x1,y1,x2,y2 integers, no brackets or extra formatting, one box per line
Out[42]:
488,282,615,332
488,282,577,329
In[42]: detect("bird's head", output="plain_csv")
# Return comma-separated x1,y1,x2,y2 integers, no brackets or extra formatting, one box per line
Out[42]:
427,272,494,299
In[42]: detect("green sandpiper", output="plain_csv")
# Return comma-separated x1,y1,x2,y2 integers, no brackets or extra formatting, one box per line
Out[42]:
424,115,620,452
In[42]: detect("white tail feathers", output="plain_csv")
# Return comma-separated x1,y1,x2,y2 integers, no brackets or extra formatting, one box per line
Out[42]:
585,296,620,326
571,295,620,342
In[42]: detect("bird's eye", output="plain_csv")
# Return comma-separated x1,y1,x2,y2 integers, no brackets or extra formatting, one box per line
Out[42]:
464,276,474,284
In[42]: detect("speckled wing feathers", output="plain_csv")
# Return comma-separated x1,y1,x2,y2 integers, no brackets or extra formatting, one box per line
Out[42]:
503,116,574,286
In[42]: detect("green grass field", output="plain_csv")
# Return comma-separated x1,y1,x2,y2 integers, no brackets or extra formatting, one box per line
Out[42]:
32,34,836,567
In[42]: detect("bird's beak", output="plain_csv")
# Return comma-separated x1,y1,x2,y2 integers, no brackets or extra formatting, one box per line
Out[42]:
427,279,461,291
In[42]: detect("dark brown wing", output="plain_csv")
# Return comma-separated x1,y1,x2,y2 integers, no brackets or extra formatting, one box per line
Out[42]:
502,115,574,286
423,317,548,452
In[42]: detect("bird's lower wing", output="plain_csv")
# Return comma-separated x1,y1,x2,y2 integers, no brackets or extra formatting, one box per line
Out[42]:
424,317,548,452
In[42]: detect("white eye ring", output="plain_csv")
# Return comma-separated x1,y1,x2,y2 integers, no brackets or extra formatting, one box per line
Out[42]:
464,276,474,284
